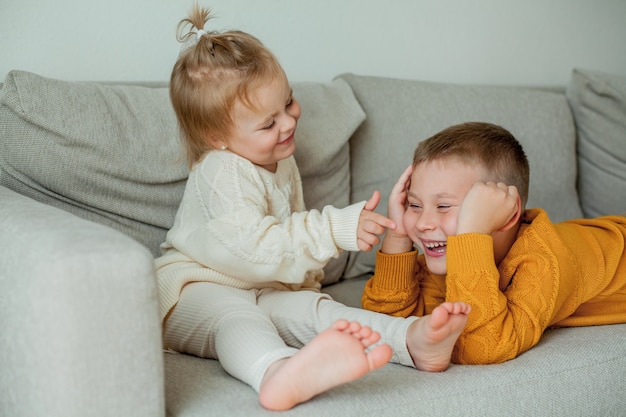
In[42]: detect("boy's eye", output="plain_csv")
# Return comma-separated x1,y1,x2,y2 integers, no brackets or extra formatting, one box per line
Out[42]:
286,97,293,107
263,120,275,130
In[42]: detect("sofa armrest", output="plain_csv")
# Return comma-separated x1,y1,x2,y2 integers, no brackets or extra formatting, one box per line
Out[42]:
0,186,165,417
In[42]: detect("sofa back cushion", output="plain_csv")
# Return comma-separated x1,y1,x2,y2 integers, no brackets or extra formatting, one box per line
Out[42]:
339,73,583,279
0,71,187,257
566,68,626,218
0,71,365,285
292,80,366,284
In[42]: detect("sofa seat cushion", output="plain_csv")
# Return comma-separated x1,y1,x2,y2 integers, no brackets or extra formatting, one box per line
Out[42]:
338,73,583,278
162,322,626,416
0,71,365,284
566,68,626,217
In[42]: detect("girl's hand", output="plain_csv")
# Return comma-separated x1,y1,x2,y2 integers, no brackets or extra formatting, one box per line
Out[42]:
357,191,396,252
457,181,520,235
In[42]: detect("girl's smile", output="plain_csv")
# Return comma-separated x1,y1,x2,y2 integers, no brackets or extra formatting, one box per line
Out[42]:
220,75,301,173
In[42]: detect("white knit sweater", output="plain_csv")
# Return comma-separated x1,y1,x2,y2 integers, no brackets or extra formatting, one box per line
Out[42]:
155,150,365,320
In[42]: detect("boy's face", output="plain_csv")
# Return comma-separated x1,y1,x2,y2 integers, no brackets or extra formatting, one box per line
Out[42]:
403,157,488,275
224,76,301,172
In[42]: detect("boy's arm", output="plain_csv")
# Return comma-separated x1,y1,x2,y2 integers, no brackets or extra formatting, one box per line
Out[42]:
362,250,444,317
382,165,415,254
362,164,444,317
445,233,548,364
362,166,421,315
447,180,539,363
362,250,421,317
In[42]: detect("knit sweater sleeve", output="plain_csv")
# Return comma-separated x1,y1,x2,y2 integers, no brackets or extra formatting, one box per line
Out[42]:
362,250,445,317
447,210,626,364
167,153,364,285
444,233,540,364
446,219,572,364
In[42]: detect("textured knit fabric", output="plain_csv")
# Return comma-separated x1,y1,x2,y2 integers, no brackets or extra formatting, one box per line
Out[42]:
363,208,626,365
156,150,365,321
155,149,419,392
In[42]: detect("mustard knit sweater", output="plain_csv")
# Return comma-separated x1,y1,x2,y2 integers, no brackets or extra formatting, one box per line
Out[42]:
362,208,626,365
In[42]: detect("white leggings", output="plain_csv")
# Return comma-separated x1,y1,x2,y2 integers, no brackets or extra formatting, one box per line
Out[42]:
163,282,419,392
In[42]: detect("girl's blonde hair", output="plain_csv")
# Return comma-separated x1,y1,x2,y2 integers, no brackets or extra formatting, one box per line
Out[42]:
413,122,530,207
170,5,286,165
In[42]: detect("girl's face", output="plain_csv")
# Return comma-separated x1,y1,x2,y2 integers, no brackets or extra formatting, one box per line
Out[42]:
223,76,301,172
403,158,487,275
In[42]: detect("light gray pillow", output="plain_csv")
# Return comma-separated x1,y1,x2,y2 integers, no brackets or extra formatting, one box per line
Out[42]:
0,71,364,285
293,79,366,285
0,70,187,257
338,73,582,279
566,68,626,217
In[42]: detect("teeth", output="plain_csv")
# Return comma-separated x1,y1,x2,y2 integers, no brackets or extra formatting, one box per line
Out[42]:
425,241,446,248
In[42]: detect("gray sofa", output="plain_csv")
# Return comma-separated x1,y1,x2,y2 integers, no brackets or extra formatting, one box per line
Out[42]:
1,68,625,417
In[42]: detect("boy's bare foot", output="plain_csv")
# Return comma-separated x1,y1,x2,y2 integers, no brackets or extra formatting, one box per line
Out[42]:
258,319,392,411
407,301,471,372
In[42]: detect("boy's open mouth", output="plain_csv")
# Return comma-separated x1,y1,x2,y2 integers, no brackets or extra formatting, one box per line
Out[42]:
423,240,447,255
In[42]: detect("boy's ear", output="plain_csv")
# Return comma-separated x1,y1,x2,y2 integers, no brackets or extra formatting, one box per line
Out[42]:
499,195,523,232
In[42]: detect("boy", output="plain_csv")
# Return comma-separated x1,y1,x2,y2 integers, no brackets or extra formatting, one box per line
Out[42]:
362,121,626,364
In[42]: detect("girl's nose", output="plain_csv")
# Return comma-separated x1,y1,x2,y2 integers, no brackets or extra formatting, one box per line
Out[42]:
280,112,297,132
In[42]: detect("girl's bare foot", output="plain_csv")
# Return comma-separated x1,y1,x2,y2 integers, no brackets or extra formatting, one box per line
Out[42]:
406,301,471,372
258,319,392,411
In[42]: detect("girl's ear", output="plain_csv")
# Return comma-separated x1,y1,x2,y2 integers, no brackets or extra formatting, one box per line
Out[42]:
208,136,227,150
499,195,523,232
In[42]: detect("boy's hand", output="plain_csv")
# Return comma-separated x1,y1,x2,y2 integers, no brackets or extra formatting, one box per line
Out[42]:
386,165,412,238
381,165,415,254
357,191,396,252
457,181,520,235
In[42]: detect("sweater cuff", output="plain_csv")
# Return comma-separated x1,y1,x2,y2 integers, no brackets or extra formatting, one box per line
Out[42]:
446,233,496,274
373,249,418,289
324,201,366,252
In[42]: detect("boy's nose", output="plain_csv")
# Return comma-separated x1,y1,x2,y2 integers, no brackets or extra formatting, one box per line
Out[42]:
416,210,436,231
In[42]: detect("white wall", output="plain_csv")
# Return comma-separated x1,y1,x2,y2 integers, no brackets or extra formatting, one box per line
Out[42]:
1,0,625,86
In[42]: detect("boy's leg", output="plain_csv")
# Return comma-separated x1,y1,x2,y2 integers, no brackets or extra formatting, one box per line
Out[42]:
163,282,296,392
257,289,418,367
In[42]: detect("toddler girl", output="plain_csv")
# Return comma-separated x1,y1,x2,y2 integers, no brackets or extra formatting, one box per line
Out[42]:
156,5,470,411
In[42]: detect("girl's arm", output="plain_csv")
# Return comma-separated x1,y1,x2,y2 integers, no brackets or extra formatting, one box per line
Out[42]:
172,155,364,285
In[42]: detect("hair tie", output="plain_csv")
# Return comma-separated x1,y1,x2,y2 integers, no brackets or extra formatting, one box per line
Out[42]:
197,29,207,40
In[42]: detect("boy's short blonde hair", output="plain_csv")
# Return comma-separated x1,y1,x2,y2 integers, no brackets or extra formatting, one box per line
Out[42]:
170,5,287,165
413,122,530,207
